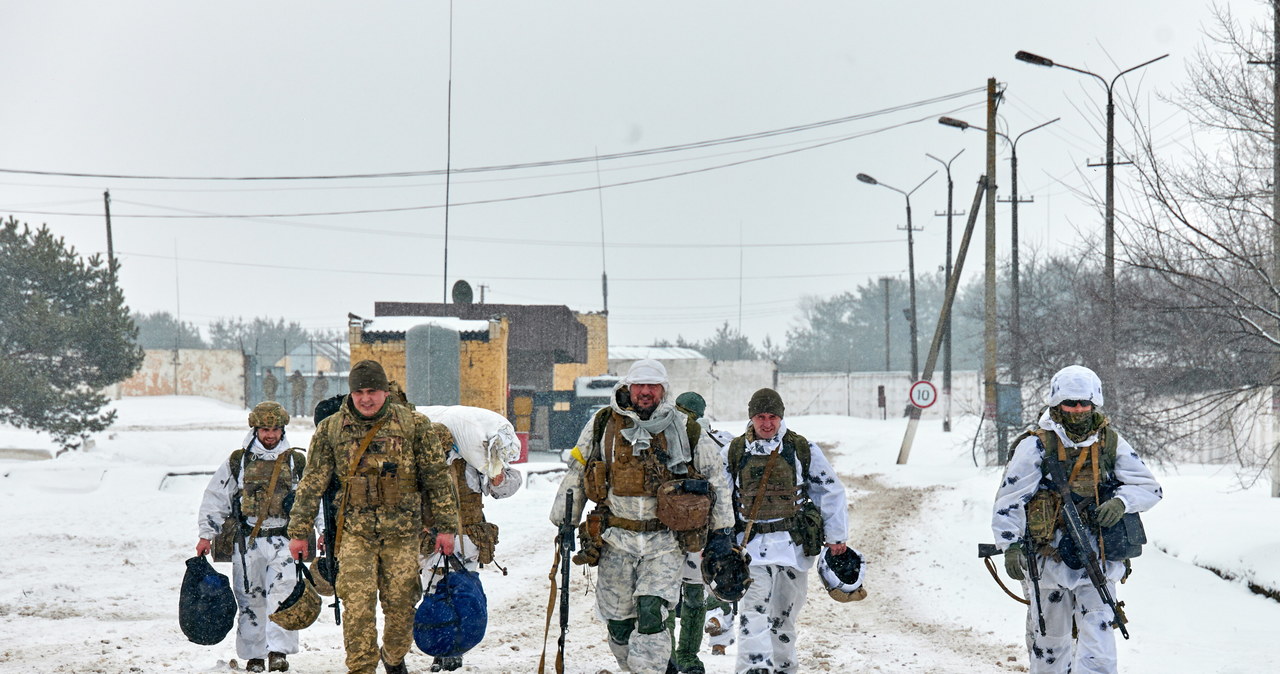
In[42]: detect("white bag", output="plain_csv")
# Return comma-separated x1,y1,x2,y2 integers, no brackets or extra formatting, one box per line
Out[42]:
419,405,521,478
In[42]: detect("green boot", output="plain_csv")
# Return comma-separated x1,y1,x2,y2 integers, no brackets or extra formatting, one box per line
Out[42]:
673,582,707,673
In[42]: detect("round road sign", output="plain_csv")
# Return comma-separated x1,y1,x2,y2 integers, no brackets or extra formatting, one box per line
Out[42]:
908,380,938,409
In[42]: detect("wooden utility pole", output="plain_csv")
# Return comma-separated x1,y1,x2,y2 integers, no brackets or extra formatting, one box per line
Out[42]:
984,78,1001,461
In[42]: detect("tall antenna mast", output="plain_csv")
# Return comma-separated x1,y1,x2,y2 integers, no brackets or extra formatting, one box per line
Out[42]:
595,149,608,313
442,0,454,302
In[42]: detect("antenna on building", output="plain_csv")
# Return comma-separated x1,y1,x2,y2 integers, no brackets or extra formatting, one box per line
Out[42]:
595,149,608,314
441,0,455,303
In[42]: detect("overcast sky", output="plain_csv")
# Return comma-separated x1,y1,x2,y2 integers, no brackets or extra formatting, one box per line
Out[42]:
0,1,1253,348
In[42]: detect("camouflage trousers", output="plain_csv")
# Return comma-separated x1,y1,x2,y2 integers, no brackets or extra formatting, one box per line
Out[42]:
1022,558,1119,674
230,536,299,660
335,533,422,674
596,543,682,674
736,563,808,674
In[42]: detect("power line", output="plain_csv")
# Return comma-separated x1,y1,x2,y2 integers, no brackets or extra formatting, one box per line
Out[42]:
0,87,984,182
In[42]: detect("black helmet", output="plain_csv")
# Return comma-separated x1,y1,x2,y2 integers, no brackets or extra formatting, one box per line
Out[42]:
817,547,867,602
701,542,752,603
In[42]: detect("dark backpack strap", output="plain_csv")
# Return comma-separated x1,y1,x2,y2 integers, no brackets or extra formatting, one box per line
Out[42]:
228,449,246,482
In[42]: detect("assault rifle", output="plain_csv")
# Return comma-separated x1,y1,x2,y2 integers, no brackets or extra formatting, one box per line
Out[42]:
976,532,1044,635
1043,455,1130,639
556,489,576,672
319,477,342,625
230,492,250,593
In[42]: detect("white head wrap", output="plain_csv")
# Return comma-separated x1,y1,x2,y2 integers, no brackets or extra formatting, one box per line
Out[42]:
1046,365,1104,407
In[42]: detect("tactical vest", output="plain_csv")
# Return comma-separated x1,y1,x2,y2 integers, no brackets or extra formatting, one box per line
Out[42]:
582,406,702,503
1019,427,1119,546
727,430,813,529
229,449,305,522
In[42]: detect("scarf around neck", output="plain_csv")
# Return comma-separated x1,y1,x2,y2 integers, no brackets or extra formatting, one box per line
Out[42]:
611,391,692,471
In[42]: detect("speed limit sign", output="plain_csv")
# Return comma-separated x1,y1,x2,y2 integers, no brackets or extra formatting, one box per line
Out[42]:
908,380,938,409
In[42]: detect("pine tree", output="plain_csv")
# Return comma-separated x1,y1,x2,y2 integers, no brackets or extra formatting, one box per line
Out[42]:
0,218,144,451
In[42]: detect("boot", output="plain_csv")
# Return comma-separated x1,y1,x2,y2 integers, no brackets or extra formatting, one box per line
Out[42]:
430,657,443,672
439,656,462,671
383,658,408,674
711,645,726,656
246,659,266,673
673,583,706,674
268,652,289,672
704,616,726,637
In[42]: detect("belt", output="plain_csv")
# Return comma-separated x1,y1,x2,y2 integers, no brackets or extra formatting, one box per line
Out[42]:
743,516,796,535
606,515,666,532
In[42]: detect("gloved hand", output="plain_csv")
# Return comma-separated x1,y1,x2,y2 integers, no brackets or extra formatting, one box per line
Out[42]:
1003,542,1025,581
703,528,737,561
1096,498,1126,528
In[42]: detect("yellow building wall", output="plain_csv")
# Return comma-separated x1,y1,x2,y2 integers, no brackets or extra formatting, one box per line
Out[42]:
459,318,509,415
552,312,610,409
348,318,508,416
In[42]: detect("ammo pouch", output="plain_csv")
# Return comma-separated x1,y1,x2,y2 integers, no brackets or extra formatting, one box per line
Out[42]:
572,509,607,566
610,457,650,497
656,479,713,532
347,473,401,508
211,516,242,563
1026,490,1062,547
584,460,609,503
676,528,708,554
788,501,824,557
466,521,500,565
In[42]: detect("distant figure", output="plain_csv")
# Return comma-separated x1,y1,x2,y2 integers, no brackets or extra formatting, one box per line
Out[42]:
311,371,329,409
261,370,279,403
288,370,306,418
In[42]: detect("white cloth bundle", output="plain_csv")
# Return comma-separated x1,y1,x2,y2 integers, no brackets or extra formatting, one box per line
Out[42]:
419,405,521,478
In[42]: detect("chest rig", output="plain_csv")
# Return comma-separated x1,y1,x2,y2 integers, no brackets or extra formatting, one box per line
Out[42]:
1023,427,1118,548
728,430,812,534
339,411,416,510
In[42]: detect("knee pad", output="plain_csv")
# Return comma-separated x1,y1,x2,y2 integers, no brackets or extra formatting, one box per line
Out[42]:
607,618,635,645
636,595,668,635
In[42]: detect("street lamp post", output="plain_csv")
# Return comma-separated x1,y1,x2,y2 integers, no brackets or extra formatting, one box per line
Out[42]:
858,171,937,383
926,150,964,433
939,115,1059,388
1015,49,1167,402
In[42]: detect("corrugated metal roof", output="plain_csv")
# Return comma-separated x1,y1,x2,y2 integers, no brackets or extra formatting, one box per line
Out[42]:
608,345,707,360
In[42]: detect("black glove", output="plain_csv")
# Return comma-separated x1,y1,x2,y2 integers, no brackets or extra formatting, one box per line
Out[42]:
704,528,736,561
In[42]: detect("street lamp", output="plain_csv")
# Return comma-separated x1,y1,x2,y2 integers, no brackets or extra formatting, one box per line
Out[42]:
858,170,937,382
1015,49,1167,397
925,149,963,433
939,115,1059,388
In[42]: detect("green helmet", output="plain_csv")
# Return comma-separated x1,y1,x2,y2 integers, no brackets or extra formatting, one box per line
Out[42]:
248,401,289,428
270,563,321,631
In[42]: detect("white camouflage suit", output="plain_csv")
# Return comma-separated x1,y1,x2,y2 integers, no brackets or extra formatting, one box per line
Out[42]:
422,448,522,585
197,431,320,662
732,419,849,674
550,363,734,674
992,369,1162,674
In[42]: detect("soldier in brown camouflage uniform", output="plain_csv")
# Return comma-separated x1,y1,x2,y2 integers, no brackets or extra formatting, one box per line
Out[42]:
288,360,460,674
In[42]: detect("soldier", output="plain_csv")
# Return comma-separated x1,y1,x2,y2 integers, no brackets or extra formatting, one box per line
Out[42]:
727,388,850,674
287,359,460,674
195,401,313,673
550,359,734,674
313,371,330,407
993,365,1162,674
421,417,523,672
666,391,735,674
262,369,279,402
289,369,307,418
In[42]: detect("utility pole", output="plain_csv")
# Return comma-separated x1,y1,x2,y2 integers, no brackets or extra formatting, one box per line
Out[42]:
929,150,965,432
1272,0,1280,496
984,78,1001,459
103,191,115,277
882,277,891,372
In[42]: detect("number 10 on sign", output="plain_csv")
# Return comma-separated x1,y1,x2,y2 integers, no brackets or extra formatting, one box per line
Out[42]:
908,380,937,409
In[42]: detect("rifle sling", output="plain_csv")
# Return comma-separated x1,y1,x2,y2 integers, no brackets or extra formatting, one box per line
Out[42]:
332,418,389,555
740,447,781,545
538,548,564,674
247,454,288,540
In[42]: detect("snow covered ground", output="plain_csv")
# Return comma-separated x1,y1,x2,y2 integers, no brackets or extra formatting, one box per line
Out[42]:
2,395,1279,673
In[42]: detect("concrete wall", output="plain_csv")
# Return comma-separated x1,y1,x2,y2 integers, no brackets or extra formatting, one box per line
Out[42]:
607,357,778,423
777,370,982,420
116,349,245,407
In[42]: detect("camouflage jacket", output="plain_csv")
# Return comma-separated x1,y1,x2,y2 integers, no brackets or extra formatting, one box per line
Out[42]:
287,398,460,541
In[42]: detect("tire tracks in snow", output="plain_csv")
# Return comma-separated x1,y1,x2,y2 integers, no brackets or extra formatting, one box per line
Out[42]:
795,471,1026,672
